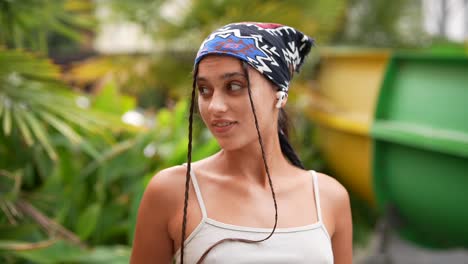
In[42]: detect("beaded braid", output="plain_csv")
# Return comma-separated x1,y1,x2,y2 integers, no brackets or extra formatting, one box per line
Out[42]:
278,109,305,169
240,60,279,243
180,66,198,264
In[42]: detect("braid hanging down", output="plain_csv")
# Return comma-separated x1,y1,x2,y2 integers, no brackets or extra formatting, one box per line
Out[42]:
180,66,198,264
278,109,305,169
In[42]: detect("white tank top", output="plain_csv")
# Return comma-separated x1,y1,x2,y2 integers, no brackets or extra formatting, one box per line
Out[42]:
173,170,334,264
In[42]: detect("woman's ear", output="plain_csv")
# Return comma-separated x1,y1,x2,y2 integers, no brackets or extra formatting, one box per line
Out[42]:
275,91,288,108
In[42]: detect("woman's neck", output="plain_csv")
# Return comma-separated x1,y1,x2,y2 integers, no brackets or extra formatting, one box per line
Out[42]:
215,135,291,188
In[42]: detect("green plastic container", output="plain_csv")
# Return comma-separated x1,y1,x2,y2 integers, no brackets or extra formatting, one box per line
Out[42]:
371,54,468,248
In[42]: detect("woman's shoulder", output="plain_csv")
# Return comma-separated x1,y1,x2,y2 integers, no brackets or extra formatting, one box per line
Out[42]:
144,165,189,204
312,171,351,238
314,171,350,210
132,165,190,262
145,157,214,197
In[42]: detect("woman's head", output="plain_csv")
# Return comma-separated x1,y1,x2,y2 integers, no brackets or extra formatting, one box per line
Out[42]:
193,22,313,150
196,55,279,151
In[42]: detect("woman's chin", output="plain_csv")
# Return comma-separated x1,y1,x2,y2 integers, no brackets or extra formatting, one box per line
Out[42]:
216,141,239,151
215,137,258,152
213,138,242,151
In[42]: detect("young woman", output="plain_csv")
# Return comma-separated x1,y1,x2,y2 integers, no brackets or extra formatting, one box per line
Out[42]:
131,22,353,264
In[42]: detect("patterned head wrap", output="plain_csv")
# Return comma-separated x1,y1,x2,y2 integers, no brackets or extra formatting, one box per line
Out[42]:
195,22,314,93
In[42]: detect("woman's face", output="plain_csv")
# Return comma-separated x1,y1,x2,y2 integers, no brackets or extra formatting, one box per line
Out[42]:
196,55,278,151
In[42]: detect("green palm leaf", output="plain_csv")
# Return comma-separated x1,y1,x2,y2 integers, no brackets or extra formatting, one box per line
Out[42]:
23,111,58,160
0,0,95,52
12,106,34,146
39,111,83,145
0,49,107,160
1,101,11,135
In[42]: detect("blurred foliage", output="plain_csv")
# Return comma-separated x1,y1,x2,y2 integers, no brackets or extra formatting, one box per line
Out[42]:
93,79,136,115
0,48,129,262
0,49,106,160
334,0,430,47
0,1,218,260
67,51,194,108
2,240,130,264
153,0,348,44
0,0,95,54
1,67,218,262
106,0,348,59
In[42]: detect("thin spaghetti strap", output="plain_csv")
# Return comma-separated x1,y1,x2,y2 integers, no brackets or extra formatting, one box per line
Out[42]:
182,164,208,219
310,170,323,223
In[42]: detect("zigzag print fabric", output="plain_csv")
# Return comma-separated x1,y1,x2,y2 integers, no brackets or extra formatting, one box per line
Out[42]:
195,22,314,93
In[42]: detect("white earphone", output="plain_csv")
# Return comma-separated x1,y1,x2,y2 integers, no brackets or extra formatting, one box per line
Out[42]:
275,91,287,109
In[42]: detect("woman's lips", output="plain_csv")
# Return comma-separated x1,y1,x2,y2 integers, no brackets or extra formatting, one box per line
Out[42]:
211,120,237,134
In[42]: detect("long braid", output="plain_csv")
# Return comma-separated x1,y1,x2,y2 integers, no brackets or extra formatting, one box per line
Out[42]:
194,61,279,263
279,131,305,169
278,109,305,169
180,66,198,264
241,61,279,242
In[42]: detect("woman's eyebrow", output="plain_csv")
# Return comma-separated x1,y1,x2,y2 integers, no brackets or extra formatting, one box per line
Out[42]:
222,72,246,79
196,72,246,82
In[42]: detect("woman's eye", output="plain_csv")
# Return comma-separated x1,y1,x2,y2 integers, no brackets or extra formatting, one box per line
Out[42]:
198,86,210,95
229,83,243,91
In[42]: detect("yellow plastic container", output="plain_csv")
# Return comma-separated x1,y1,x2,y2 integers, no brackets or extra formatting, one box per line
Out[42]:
307,48,389,205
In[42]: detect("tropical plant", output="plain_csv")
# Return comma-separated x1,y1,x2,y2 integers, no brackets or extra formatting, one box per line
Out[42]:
0,48,129,263
66,52,194,108
110,0,348,44
0,49,106,160
0,0,95,53
0,0,221,262
0,53,218,261
332,0,429,47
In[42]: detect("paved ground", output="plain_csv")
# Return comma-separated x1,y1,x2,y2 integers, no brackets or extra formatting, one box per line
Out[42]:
355,231,468,264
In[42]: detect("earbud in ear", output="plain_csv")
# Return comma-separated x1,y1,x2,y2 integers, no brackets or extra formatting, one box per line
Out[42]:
275,91,287,108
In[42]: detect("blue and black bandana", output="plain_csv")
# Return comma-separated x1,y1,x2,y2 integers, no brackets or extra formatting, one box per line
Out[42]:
195,22,314,93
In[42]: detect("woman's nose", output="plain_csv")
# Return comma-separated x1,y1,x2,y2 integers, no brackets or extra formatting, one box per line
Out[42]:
208,91,228,113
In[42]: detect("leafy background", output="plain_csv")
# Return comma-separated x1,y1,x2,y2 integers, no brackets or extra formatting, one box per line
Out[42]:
1,0,466,263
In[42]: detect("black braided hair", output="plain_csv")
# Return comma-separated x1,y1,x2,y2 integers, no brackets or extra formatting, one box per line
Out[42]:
180,66,198,264
278,109,305,169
